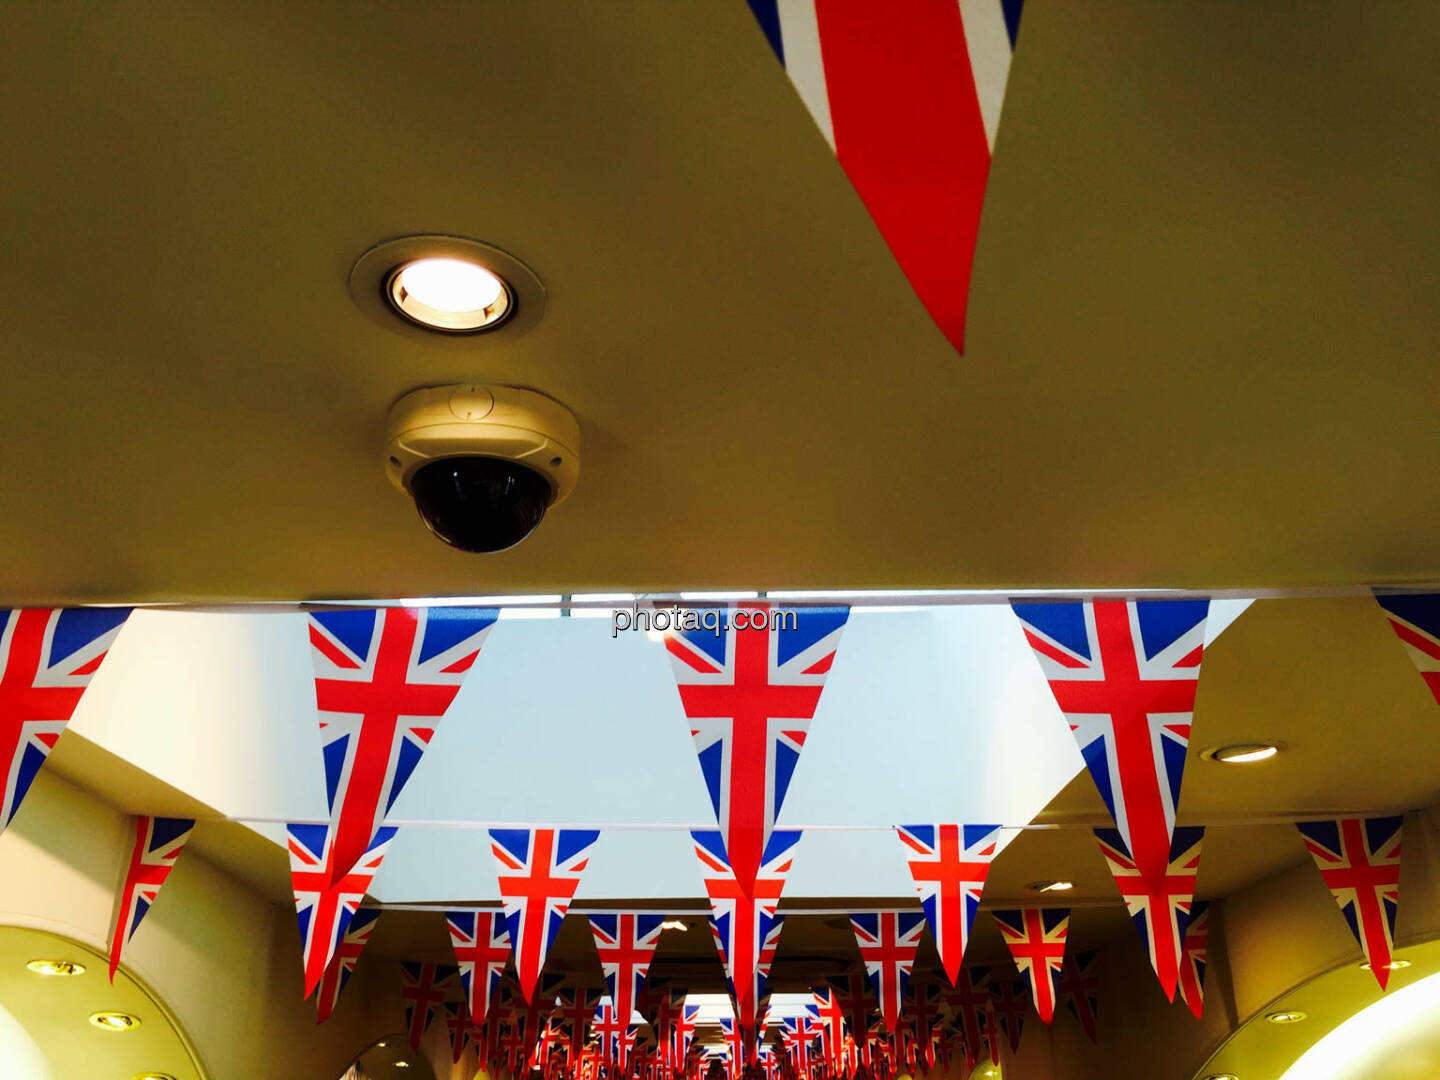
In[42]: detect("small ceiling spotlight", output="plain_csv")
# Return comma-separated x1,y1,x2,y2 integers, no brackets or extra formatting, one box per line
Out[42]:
1265,1010,1307,1024
660,920,689,932
1027,880,1075,893
26,959,86,976
387,257,512,333
349,235,546,342
1201,1074,1239,1080
89,1011,142,1032
133,1073,178,1080
1361,959,1411,972
1203,742,1282,764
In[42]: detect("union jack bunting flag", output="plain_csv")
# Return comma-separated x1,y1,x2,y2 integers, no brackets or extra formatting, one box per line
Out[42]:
315,906,380,1023
742,0,1026,355
1057,951,1100,1044
809,985,846,1073
442,1001,471,1064
400,961,458,1050
1012,599,1209,889
0,607,131,830
671,997,700,1065
308,606,495,891
718,1016,753,1076
824,971,875,1069
553,987,602,1054
594,1001,637,1070
989,976,1028,1055
1177,901,1209,1019
992,907,1068,1024
693,827,799,1041
589,912,668,1042
489,827,599,1003
895,824,1003,986
849,911,925,1033
942,966,992,1070
1297,816,1404,989
1374,593,1440,708
446,908,512,1026
107,814,194,982
907,976,943,1072
667,603,848,893
1094,826,1204,1001
288,822,396,996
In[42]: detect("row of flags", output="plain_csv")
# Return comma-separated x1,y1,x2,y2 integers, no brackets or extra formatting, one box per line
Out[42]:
0,593,1434,1020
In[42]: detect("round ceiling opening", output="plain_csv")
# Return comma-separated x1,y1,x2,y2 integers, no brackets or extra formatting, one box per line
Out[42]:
386,257,513,333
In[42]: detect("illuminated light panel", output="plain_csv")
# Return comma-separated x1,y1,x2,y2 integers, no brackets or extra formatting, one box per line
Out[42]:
1267,1010,1308,1024
1280,972,1440,1079
1027,880,1075,893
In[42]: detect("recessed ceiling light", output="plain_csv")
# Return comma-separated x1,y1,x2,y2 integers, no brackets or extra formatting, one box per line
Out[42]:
133,1073,178,1080
661,920,689,931
1027,880,1075,893
1205,742,1281,764
1201,1074,1238,1080
386,257,512,333
1361,959,1412,971
395,1062,411,1069
1265,1010,1307,1024
89,1011,141,1032
26,959,86,976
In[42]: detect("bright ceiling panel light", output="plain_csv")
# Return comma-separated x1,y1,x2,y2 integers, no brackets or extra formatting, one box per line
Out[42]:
1267,1010,1308,1024
1280,972,1440,1079
387,257,512,332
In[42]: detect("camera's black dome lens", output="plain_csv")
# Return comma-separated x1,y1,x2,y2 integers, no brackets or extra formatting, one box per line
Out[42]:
408,457,552,553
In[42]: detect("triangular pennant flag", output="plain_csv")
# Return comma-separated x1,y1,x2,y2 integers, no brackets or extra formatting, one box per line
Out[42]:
809,985,846,1074
307,606,497,885
907,976,943,1073
555,987,602,1055
1057,951,1101,1044
742,0,1026,355
442,1000,472,1065
288,822,396,996
1177,900,1209,1019
489,827,599,1003
595,1000,638,1071
989,975,1028,1054
107,814,194,981
446,908,512,1027
1011,599,1209,888
316,906,380,1023
589,912,668,1052
850,911,925,1033
1094,826,1204,1001
516,978,564,1071
992,908,1068,1024
824,971,875,1070
1374,593,1440,708
667,603,848,894
0,607,131,830
979,1000,1003,1067
1297,816,1404,989
895,824,1003,986
671,994,700,1066
942,966,992,1071
693,827,800,1052
401,961,458,1050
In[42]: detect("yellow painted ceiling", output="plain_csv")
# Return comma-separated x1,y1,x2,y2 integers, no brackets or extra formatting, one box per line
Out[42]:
0,3,1435,603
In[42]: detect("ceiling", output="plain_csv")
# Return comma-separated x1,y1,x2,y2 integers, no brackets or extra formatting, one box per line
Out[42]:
0,3,1436,604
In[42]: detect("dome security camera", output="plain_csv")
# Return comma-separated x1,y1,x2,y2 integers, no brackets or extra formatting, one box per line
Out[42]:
383,385,579,552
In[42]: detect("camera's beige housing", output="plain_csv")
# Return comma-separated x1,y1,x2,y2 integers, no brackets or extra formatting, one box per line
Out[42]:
383,385,580,504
